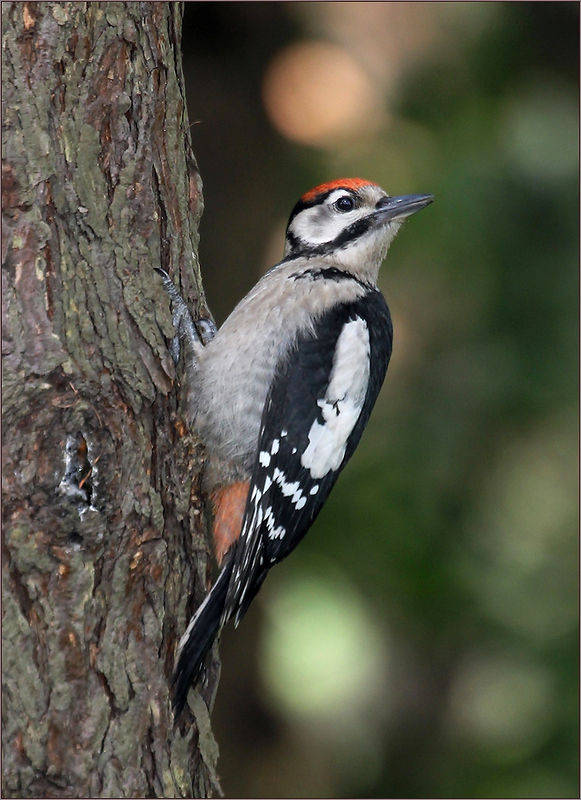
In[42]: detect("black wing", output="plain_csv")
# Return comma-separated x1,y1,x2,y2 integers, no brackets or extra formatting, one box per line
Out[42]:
224,290,393,626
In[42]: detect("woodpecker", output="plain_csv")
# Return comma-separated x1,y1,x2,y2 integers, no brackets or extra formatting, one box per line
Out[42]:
162,178,432,719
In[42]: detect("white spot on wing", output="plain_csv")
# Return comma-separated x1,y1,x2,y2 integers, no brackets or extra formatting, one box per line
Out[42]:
301,317,370,479
259,451,271,467
265,505,286,539
273,467,306,508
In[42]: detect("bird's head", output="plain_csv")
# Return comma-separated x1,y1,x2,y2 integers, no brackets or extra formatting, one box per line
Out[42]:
284,178,433,282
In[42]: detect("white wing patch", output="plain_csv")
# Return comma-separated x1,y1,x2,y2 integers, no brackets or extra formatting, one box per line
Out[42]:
301,316,370,479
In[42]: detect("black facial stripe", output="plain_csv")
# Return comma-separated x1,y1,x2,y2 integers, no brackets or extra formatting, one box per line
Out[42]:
283,213,377,263
331,213,376,248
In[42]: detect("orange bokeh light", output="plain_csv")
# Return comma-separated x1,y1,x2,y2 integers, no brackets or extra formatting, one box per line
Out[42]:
262,41,381,147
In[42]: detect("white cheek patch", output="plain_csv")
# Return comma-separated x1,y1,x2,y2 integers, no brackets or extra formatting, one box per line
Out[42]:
290,192,364,245
301,317,370,479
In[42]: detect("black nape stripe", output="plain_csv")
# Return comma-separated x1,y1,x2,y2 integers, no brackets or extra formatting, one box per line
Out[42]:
293,267,374,291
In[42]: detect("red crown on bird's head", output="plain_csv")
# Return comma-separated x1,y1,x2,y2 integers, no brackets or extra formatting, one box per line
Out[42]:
300,178,377,203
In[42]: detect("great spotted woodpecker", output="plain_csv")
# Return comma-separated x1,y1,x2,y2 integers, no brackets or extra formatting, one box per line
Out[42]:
161,178,432,718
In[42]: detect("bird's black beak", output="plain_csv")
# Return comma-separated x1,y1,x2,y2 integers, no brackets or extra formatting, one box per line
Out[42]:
374,194,434,222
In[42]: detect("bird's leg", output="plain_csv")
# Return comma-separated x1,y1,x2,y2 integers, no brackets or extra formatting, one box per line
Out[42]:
155,268,217,365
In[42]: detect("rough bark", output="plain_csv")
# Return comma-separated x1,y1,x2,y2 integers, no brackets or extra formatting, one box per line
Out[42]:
2,3,221,796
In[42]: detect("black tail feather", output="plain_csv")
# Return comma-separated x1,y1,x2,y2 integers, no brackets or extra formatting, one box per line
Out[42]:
171,557,234,719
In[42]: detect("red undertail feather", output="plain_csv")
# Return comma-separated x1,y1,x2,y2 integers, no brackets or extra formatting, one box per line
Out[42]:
212,481,250,565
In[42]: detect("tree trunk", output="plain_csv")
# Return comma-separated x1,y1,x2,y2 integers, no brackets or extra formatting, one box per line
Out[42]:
2,3,221,796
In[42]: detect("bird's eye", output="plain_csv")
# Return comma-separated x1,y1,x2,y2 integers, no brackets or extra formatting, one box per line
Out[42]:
334,196,355,212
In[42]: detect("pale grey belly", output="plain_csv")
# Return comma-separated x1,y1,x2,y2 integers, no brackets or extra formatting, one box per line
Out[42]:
190,334,283,472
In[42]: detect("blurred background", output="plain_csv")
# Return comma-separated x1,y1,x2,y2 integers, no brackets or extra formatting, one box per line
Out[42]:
180,3,579,797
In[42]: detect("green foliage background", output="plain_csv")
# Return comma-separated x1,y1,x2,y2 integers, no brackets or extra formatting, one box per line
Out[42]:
181,3,578,797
